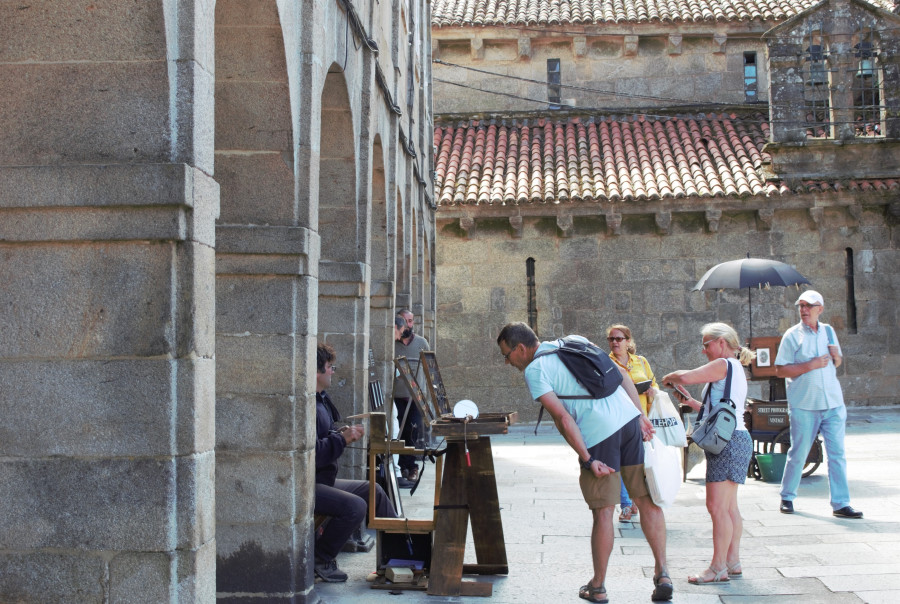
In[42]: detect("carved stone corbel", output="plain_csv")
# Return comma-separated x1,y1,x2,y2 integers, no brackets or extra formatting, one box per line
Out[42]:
668,34,683,55
518,37,531,60
460,215,476,238
471,37,484,61
713,33,727,54
809,207,824,227
573,36,587,57
509,215,523,238
705,209,722,233
757,208,774,230
624,35,638,57
655,211,672,235
605,212,622,235
557,214,573,237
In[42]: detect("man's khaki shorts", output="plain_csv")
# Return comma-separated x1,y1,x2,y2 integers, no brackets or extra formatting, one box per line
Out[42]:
578,416,649,509
579,464,649,509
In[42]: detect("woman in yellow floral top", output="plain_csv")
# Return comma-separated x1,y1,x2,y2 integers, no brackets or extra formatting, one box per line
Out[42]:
606,324,659,522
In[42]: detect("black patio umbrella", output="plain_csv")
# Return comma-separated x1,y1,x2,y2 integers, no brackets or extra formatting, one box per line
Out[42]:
692,257,811,338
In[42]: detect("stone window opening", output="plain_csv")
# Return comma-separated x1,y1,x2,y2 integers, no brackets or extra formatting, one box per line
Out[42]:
851,28,884,138
744,52,758,103
845,248,858,334
527,257,538,330
803,27,832,139
547,59,561,109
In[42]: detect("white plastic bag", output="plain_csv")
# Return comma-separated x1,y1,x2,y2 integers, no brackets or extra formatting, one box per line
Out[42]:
648,391,688,448
643,435,682,508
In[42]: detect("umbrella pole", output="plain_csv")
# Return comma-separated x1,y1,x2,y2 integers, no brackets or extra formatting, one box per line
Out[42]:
748,287,752,340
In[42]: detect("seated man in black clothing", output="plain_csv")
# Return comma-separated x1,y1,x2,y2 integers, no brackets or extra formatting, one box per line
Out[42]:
314,343,397,582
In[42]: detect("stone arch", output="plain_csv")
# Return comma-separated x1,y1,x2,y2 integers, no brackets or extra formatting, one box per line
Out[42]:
213,3,309,599
395,185,409,308
369,135,396,386
316,66,368,463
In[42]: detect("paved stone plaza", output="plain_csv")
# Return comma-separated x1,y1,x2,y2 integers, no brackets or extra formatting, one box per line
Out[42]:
317,407,900,603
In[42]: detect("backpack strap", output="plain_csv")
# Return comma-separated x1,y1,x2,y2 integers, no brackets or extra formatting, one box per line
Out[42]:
698,359,735,421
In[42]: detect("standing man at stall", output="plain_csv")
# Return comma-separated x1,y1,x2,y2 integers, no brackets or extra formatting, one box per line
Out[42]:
393,309,430,484
775,290,862,519
497,322,673,603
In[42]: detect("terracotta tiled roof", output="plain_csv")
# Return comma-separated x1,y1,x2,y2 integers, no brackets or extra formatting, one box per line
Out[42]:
432,114,900,206
431,0,895,25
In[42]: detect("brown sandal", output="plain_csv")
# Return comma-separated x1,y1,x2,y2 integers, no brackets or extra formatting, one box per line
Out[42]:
579,583,608,603
619,505,635,522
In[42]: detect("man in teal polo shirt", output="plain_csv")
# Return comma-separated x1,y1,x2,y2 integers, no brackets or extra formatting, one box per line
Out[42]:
774,290,862,519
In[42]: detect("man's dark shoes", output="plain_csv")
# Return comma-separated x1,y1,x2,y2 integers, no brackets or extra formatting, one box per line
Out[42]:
779,500,794,514
314,558,348,582
396,475,415,489
406,466,419,482
833,506,863,519
651,573,674,601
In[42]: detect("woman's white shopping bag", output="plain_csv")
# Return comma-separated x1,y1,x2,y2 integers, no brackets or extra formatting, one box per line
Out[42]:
643,435,682,508
648,391,688,447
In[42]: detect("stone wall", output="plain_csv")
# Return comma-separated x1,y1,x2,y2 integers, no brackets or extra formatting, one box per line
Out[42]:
0,0,435,602
434,199,900,421
432,26,770,113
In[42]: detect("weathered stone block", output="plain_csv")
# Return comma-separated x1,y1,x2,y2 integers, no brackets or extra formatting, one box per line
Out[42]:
0,243,176,357
215,81,291,151
217,394,294,451
216,522,302,594
216,334,295,395
109,552,171,604
0,1,166,63
216,26,287,81
0,552,105,604
0,62,169,165
176,451,216,549
0,458,174,550
216,153,295,225
177,538,217,603
0,359,181,457
216,452,295,524
216,275,296,334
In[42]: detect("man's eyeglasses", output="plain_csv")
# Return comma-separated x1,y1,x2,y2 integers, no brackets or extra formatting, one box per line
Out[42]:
607,336,625,343
502,345,517,361
797,302,821,310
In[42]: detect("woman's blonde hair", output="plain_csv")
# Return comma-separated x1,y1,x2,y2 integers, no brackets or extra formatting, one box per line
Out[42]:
701,322,756,366
606,324,636,355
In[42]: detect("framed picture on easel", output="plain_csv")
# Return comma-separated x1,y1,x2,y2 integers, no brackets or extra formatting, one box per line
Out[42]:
394,356,436,425
420,350,452,417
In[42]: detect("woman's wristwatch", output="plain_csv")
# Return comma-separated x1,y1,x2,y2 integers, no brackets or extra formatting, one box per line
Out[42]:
580,456,597,471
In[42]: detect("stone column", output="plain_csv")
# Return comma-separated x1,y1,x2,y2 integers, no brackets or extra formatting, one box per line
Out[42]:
0,2,217,600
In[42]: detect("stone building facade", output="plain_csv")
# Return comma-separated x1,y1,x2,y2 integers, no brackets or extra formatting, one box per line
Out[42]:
430,0,900,419
0,1,434,602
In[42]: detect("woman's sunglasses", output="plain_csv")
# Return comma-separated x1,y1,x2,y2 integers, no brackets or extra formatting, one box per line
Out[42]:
607,336,626,343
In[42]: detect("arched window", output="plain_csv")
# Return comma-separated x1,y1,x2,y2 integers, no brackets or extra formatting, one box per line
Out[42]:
803,26,832,139
852,27,884,138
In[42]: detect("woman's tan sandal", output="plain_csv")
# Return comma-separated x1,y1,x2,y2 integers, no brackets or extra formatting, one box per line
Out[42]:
579,583,608,603
618,505,635,522
688,566,730,584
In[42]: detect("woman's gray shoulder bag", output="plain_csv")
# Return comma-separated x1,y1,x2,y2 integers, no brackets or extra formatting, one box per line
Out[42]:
691,361,737,455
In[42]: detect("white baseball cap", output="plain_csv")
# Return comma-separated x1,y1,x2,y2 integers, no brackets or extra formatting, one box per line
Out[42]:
795,290,824,306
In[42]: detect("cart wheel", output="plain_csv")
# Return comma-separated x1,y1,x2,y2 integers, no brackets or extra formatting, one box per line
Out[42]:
765,428,822,477
747,455,762,480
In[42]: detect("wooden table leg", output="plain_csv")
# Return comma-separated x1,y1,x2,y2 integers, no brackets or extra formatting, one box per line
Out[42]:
465,437,508,574
427,441,468,596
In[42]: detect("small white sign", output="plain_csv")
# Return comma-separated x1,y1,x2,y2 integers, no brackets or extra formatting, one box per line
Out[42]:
756,348,771,367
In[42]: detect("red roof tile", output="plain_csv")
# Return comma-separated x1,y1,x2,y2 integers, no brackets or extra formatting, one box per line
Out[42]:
432,114,900,206
432,0,896,25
